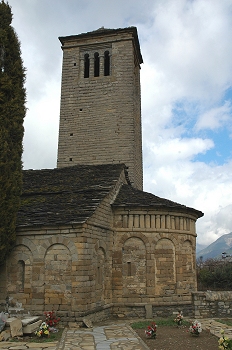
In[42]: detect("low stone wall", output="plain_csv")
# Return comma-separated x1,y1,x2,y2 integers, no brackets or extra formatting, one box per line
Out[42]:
112,303,194,319
193,291,232,318
5,292,232,323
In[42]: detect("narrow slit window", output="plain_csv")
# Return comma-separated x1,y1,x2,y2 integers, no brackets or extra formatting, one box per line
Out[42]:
94,52,100,77
104,51,110,76
18,260,25,292
127,262,132,276
97,266,102,284
84,54,90,78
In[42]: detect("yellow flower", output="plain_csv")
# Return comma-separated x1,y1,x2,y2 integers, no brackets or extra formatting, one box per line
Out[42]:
220,329,225,334
44,330,49,335
218,338,224,345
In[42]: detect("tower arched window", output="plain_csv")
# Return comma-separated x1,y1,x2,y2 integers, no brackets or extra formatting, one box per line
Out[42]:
94,52,100,77
104,51,110,76
84,54,90,78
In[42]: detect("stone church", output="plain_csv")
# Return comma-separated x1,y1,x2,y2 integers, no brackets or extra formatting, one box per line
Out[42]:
0,27,203,322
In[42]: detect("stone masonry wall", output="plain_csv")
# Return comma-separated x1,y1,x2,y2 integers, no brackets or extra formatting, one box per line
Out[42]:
111,303,194,319
1,176,202,322
0,263,7,304
3,172,127,322
57,30,143,190
193,291,232,318
112,207,198,310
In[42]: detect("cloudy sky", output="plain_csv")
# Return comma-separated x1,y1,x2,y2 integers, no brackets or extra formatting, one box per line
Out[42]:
6,0,232,249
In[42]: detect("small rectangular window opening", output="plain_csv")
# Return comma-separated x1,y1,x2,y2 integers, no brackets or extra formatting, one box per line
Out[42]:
97,266,102,284
104,51,110,76
69,158,72,161
127,262,132,276
84,54,90,78
94,52,100,77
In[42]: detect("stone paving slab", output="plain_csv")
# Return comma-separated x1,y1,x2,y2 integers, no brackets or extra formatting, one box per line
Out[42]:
56,324,149,350
0,342,57,350
1,319,232,350
200,318,232,339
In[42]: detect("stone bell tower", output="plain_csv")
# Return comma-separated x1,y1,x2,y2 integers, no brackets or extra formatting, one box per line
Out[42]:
57,27,143,190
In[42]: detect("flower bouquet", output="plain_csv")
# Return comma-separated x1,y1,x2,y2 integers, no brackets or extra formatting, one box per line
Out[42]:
145,322,157,339
174,311,183,326
35,322,50,337
218,329,232,350
189,320,202,336
44,311,60,327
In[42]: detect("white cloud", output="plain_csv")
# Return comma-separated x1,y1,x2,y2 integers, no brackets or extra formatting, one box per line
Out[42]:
5,0,232,247
149,137,214,162
195,101,232,131
22,78,60,170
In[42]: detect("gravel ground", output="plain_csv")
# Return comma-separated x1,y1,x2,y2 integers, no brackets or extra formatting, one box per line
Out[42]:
134,325,219,350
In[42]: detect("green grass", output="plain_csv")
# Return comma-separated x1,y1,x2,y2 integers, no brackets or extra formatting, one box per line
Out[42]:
131,318,189,329
217,319,232,327
10,328,64,343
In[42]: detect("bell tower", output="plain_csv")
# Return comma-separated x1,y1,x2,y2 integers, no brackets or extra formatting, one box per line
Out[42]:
57,27,143,190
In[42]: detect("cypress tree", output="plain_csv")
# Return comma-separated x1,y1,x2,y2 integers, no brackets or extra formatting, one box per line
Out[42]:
0,1,26,264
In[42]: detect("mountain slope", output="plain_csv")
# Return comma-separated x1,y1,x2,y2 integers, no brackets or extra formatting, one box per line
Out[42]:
196,232,232,261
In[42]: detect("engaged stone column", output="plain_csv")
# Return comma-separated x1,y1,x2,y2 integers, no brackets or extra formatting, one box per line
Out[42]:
151,215,156,228
156,215,160,229
89,57,94,77
161,215,165,229
99,54,104,76
145,304,153,319
166,214,171,229
79,58,84,79
128,214,133,228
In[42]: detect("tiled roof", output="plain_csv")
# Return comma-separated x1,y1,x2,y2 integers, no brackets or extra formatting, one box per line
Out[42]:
17,164,203,229
17,164,126,228
112,184,204,218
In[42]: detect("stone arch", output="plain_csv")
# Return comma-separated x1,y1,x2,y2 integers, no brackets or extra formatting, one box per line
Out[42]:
43,234,78,261
16,237,39,259
154,238,176,295
152,232,178,249
122,236,146,295
94,239,106,253
44,243,72,308
6,244,33,294
119,232,149,247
